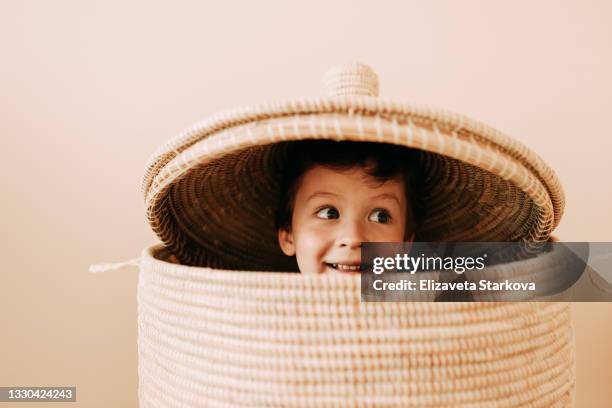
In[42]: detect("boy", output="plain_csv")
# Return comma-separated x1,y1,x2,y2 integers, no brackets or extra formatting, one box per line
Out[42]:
276,140,422,274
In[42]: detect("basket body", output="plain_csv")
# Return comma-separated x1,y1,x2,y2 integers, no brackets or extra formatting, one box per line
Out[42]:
137,245,575,407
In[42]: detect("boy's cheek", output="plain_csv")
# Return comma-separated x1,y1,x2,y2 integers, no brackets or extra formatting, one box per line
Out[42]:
307,225,336,244
306,221,338,235
298,232,329,254
296,234,331,271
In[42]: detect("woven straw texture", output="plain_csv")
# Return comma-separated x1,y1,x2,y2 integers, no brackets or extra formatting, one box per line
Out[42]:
138,63,572,407
138,245,575,407
142,63,564,270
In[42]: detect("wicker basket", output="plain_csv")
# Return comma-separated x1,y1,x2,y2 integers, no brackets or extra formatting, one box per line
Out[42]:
132,63,574,407
137,245,575,407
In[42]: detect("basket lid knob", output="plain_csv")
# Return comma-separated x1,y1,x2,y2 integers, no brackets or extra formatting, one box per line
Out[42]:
322,62,379,98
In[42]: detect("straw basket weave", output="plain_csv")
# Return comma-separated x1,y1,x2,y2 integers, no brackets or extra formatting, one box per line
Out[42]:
135,63,574,407
138,245,575,407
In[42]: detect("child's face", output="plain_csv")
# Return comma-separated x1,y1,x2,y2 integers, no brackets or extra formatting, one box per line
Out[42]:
278,165,410,274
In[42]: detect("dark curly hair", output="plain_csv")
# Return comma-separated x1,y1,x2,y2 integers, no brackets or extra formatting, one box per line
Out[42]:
275,140,424,239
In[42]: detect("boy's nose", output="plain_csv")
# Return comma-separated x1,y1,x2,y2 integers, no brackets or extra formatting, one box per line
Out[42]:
337,222,365,249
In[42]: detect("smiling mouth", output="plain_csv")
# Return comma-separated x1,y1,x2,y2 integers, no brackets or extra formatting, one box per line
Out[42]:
325,262,361,273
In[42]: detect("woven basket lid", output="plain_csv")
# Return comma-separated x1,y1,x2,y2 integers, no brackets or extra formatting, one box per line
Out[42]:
143,62,564,270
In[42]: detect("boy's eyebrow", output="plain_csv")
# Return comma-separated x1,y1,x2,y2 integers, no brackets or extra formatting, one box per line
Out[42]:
305,191,401,206
372,193,401,206
305,191,338,202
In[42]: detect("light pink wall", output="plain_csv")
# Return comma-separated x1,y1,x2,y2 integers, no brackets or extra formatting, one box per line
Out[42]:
1,1,611,406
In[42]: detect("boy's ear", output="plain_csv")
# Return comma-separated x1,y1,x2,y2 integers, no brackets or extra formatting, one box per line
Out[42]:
278,228,296,256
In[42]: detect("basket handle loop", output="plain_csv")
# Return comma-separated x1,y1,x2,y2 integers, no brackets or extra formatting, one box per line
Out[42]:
89,257,141,273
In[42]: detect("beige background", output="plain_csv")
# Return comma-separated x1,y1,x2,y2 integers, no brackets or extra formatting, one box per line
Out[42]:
1,0,611,406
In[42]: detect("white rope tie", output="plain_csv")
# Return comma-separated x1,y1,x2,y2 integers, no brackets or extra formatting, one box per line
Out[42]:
89,257,141,273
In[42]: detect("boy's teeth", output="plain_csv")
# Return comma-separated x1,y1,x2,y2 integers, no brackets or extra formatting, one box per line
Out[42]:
332,263,359,271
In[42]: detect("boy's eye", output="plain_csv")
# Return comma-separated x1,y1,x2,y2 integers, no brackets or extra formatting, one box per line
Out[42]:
316,206,339,220
369,209,391,224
